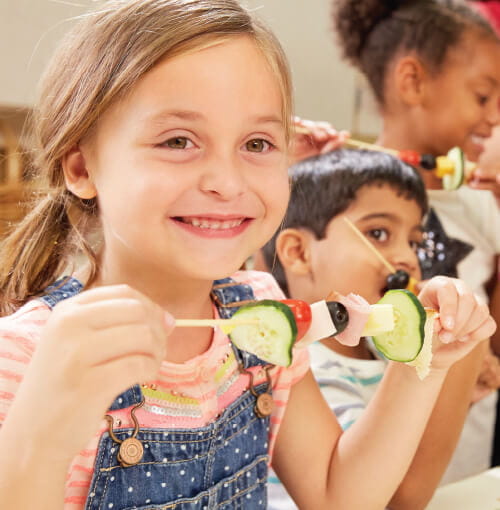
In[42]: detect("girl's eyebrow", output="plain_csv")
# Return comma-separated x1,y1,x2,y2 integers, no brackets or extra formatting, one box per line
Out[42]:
142,110,283,127
142,109,205,125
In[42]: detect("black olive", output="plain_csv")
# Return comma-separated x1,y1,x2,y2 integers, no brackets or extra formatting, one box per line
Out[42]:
326,301,349,334
420,154,437,170
386,270,410,290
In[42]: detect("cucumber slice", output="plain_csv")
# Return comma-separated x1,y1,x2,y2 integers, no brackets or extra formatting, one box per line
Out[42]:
229,300,297,367
442,147,465,191
372,290,426,362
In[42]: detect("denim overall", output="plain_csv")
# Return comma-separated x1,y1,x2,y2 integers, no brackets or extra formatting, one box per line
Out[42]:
39,277,271,509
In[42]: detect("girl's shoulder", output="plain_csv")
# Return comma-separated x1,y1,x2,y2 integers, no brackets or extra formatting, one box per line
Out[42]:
229,270,285,301
0,299,51,350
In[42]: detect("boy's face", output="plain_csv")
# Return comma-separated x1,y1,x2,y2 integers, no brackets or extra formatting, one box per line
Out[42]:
299,184,423,305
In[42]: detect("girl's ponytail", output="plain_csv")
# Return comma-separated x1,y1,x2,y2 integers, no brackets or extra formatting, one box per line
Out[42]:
0,190,98,316
333,0,412,67
332,0,496,105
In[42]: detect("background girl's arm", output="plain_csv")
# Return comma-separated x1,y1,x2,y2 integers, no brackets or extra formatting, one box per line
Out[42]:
489,270,500,356
0,285,172,510
272,277,496,510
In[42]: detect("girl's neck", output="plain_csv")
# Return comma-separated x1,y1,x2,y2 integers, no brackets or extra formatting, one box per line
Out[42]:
377,120,443,190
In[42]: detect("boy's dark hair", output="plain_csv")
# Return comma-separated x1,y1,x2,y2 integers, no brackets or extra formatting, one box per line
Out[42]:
262,149,428,295
333,0,497,105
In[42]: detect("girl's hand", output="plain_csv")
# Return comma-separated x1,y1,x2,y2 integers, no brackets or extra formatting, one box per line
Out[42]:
418,276,497,373
468,168,500,204
13,284,174,463
290,117,349,165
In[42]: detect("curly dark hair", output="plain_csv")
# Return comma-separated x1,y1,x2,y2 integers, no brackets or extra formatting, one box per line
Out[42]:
261,149,428,296
332,0,497,105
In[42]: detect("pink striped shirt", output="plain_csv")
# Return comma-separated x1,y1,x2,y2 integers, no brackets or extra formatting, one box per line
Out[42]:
0,270,309,508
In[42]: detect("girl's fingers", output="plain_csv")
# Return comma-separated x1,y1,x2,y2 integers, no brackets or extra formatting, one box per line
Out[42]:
76,323,165,369
80,299,151,330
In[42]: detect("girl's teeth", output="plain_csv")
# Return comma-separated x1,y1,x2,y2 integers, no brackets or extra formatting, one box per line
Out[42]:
182,218,243,229
471,135,485,144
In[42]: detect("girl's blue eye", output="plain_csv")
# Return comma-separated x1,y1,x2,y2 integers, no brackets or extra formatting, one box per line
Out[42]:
367,228,389,242
163,137,192,149
245,138,273,153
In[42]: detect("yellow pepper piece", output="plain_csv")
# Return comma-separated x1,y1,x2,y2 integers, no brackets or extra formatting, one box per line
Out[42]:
435,156,454,177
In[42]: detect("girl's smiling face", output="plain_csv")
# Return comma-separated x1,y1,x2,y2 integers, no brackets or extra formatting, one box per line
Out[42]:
304,184,423,305
415,32,500,161
77,36,290,285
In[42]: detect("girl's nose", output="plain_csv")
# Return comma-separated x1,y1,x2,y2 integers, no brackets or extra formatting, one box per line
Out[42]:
199,156,247,200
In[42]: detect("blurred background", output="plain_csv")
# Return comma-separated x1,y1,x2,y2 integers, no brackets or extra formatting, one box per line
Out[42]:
0,0,379,236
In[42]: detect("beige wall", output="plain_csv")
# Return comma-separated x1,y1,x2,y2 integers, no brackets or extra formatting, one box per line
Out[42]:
0,0,367,132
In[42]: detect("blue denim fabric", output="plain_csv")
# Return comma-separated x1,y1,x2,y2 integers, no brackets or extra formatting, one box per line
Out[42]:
39,276,271,509
86,385,269,509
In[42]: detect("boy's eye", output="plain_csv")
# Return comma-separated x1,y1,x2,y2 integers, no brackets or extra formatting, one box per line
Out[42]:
162,137,193,149
367,228,389,242
245,138,273,153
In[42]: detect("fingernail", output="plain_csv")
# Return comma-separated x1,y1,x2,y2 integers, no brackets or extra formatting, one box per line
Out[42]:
444,316,454,330
459,335,470,343
440,331,454,344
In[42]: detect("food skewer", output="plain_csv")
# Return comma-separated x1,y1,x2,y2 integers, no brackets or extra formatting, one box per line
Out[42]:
343,217,419,293
294,124,472,190
175,318,260,328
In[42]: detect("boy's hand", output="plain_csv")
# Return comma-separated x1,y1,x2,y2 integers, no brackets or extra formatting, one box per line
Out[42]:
290,117,349,165
418,276,496,372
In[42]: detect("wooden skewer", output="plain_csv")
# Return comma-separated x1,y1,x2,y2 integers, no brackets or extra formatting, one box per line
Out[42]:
175,318,260,328
343,217,396,273
293,124,398,156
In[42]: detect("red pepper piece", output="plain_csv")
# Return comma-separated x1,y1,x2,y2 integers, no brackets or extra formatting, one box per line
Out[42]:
280,299,312,341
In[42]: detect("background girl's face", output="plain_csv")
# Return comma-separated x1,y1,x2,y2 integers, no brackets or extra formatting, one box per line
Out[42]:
306,184,423,305
80,36,290,284
417,33,500,160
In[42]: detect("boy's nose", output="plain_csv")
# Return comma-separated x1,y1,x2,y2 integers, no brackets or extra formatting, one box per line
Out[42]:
389,250,422,281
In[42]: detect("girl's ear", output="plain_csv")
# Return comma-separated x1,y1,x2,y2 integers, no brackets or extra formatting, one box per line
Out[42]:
62,146,97,199
393,55,427,106
275,228,312,276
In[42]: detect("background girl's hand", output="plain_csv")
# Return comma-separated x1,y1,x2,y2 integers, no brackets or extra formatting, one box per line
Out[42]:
12,284,174,463
418,276,497,372
471,349,500,404
290,117,349,165
468,167,500,204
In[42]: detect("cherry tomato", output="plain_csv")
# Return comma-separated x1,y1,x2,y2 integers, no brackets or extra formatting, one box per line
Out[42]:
398,150,421,167
280,299,312,341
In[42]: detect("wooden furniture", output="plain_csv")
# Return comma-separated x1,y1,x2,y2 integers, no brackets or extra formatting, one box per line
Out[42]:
0,119,29,238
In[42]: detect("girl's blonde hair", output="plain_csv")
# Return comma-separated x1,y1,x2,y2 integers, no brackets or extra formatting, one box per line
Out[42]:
0,0,293,316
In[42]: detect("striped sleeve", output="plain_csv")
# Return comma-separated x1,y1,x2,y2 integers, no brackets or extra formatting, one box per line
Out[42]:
0,301,50,424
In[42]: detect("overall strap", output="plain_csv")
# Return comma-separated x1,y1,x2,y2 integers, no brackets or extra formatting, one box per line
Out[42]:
212,277,267,369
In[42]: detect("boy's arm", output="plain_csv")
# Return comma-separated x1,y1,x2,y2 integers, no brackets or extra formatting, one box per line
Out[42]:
388,341,487,510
